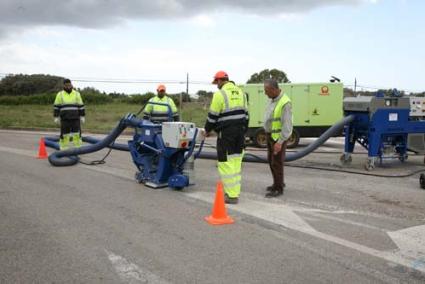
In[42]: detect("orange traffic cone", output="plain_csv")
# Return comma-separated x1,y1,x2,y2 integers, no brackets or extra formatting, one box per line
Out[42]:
205,181,234,225
37,138,48,159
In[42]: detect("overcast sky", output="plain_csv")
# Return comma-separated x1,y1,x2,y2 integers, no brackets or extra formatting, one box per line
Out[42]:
0,0,423,94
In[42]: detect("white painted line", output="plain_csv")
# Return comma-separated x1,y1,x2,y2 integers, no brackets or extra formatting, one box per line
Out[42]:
186,191,425,273
190,191,316,232
106,250,169,284
2,144,425,273
0,145,135,181
0,146,34,157
388,225,425,260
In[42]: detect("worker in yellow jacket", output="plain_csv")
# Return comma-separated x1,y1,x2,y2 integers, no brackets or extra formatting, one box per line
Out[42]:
143,84,179,123
53,79,85,150
202,71,249,204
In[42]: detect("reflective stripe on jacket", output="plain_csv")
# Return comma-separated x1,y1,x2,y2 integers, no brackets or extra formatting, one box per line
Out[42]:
143,95,179,122
205,82,249,132
53,90,85,120
271,94,291,141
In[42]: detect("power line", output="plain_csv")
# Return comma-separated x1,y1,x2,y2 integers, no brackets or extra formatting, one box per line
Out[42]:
345,84,422,94
1,72,422,93
0,73,211,85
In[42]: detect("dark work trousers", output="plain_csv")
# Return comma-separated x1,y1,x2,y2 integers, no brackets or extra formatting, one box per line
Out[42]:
216,125,246,198
216,125,246,162
60,119,81,139
266,133,288,191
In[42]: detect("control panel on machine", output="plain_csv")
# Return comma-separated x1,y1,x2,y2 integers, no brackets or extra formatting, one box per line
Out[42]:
409,96,425,117
162,122,196,149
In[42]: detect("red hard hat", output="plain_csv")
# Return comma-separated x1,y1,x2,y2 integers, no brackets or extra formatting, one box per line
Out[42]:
212,71,229,84
157,84,166,92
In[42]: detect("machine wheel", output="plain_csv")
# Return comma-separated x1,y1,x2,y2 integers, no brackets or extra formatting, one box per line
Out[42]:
399,155,408,162
420,174,425,190
364,160,375,171
287,129,300,149
135,172,144,183
340,154,352,165
253,128,267,148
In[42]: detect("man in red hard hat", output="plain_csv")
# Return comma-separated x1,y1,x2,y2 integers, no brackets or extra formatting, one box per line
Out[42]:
143,84,179,123
202,71,249,204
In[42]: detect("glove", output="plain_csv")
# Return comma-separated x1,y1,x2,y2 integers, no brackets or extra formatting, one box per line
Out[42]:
199,128,208,139
54,117,59,124
80,117,85,124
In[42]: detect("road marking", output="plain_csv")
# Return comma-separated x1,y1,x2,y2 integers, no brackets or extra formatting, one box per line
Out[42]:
388,225,425,260
0,146,34,157
1,144,425,273
0,145,135,181
106,250,169,284
186,191,425,273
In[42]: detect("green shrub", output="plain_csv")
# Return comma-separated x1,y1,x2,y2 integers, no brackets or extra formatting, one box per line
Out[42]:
82,92,113,104
0,93,56,105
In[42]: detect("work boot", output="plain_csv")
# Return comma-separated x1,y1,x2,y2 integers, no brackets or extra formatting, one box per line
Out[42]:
266,183,286,192
265,188,283,198
225,193,239,204
72,133,83,147
59,135,70,150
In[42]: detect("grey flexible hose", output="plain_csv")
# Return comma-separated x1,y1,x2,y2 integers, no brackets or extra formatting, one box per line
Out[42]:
48,116,141,166
198,115,355,163
46,115,354,166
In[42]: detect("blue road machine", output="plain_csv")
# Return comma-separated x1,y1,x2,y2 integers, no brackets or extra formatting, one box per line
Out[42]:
341,93,425,170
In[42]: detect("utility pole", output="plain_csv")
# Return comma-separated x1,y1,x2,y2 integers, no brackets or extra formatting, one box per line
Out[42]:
354,77,357,96
180,72,188,120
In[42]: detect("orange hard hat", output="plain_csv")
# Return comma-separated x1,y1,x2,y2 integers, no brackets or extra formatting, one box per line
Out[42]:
212,71,229,84
157,84,166,92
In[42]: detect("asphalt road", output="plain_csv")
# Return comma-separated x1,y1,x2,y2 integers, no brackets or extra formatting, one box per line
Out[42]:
1,130,425,283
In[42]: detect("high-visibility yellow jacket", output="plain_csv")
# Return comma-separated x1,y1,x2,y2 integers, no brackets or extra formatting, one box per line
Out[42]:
271,94,291,141
143,95,179,123
53,90,85,120
205,82,249,133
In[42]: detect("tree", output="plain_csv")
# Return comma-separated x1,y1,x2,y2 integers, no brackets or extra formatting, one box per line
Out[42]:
247,68,290,84
0,74,64,96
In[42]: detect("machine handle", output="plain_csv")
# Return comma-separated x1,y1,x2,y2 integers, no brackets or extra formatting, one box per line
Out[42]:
180,128,199,165
139,141,162,155
177,127,205,168
194,139,205,160
136,101,174,122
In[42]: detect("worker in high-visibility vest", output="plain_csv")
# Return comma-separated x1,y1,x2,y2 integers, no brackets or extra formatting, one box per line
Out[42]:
263,78,293,197
143,84,179,123
53,79,85,150
202,71,249,204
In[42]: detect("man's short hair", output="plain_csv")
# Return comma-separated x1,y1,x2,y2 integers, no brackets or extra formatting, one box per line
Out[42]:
264,78,279,89
63,78,72,84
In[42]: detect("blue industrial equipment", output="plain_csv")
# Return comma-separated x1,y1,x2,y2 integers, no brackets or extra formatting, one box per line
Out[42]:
46,102,204,190
129,101,202,188
129,119,201,189
341,93,425,170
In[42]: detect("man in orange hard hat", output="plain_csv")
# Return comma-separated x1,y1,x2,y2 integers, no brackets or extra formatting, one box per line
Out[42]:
202,71,249,204
143,84,179,123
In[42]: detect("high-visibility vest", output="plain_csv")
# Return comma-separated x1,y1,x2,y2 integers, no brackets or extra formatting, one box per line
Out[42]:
271,94,291,141
53,90,84,119
144,95,178,122
207,82,248,130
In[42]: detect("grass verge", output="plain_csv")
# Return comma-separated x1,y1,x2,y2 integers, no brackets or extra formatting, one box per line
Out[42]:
0,103,208,133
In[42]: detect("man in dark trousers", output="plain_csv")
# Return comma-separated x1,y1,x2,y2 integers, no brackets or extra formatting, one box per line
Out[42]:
263,79,293,197
202,71,249,204
53,79,85,150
